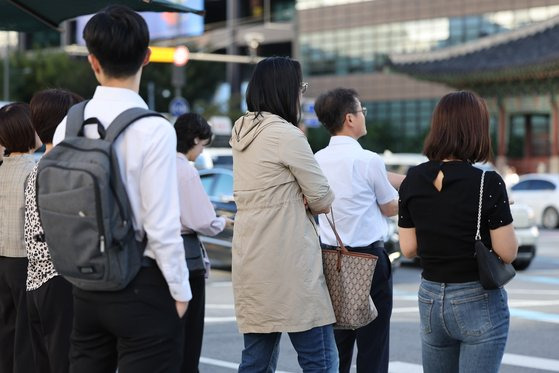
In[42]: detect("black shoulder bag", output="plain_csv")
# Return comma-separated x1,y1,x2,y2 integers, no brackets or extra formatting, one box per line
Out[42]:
182,233,207,274
475,170,516,290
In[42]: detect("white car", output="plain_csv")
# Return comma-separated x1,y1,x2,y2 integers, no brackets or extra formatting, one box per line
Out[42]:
509,173,559,229
194,147,233,170
379,152,539,270
509,204,539,270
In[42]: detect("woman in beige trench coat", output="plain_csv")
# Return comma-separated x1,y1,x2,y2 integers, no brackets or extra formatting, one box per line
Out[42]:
230,57,339,373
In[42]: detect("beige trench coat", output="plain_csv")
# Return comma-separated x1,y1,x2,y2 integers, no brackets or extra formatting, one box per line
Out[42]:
230,112,336,333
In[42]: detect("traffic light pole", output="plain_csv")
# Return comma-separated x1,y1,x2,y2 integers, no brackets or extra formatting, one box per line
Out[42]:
227,0,241,106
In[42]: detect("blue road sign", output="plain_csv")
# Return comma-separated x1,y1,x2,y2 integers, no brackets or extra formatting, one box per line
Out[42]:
169,96,190,117
302,99,320,128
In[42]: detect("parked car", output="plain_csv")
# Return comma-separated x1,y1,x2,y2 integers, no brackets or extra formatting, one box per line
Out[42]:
381,151,427,174
509,204,539,270
197,167,402,269
197,168,235,268
194,147,233,170
509,173,559,229
379,152,538,270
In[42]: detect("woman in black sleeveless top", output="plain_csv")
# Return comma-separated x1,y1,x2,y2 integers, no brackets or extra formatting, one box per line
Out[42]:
398,91,518,373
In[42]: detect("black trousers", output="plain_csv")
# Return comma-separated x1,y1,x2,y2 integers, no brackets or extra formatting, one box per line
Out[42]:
69,266,184,373
334,245,393,373
0,257,36,373
180,271,205,373
27,275,73,373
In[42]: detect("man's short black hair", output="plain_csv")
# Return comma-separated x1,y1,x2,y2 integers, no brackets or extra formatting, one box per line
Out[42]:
314,88,360,135
174,113,213,154
83,5,149,78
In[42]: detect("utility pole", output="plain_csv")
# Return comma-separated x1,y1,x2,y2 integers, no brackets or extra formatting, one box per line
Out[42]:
3,32,10,101
227,0,241,107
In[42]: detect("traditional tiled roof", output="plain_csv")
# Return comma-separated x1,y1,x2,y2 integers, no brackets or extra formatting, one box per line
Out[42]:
389,15,559,87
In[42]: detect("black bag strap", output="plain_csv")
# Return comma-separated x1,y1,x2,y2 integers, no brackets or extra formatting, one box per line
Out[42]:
475,170,486,241
105,108,164,143
65,102,163,141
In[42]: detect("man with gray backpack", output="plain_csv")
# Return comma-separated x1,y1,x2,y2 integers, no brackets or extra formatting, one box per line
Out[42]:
40,6,191,373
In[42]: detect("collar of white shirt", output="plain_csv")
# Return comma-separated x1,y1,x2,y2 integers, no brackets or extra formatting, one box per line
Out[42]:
328,135,362,148
91,86,148,108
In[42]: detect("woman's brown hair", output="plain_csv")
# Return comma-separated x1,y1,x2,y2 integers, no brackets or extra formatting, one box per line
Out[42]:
0,103,36,154
423,91,492,163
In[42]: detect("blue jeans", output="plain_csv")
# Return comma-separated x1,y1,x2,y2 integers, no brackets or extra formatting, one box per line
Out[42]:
238,325,339,373
418,279,510,373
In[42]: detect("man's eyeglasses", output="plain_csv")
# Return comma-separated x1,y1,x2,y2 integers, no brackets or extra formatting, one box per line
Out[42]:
300,82,309,94
355,107,367,116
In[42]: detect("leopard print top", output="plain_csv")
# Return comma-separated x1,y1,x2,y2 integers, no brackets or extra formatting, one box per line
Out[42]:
24,165,58,291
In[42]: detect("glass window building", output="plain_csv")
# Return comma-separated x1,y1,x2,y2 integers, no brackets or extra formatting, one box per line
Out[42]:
296,0,559,172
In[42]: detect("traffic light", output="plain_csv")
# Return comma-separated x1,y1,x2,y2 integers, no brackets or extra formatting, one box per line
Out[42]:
149,46,190,66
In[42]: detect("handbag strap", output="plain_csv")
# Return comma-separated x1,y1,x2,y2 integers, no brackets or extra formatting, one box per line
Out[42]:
475,170,486,241
324,209,349,254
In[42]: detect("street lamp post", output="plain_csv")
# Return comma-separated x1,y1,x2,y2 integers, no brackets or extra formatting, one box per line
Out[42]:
227,0,241,106
3,32,9,101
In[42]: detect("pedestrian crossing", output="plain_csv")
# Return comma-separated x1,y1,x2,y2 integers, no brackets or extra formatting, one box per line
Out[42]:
204,269,559,373
199,353,559,372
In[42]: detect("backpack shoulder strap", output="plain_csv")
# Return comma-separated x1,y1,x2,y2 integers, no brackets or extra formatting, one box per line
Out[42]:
65,101,89,138
104,107,164,143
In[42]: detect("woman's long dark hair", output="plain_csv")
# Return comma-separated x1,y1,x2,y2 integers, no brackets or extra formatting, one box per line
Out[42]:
245,56,302,126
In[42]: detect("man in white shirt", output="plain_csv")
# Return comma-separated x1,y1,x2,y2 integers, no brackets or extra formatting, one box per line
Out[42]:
314,88,401,373
52,6,190,373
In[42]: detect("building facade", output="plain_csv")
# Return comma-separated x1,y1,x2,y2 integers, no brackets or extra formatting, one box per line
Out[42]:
296,0,559,173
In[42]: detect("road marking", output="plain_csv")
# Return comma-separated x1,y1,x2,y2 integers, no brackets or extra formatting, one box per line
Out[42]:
507,289,559,295
206,304,235,309
200,357,238,370
393,306,419,313
394,295,418,301
509,299,559,307
208,281,233,287
517,275,559,285
205,306,421,316
200,354,559,372
503,353,559,371
205,316,237,323
510,309,559,324
199,357,293,373
388,361,423,372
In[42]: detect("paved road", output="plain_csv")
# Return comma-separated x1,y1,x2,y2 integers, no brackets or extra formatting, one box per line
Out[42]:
200,230,559,372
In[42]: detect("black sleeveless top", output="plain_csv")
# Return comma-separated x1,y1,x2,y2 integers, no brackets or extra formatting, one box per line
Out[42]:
398,161,513,283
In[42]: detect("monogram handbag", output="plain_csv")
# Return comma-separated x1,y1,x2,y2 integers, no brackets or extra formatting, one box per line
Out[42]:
475,171,516,290
322,211,378,329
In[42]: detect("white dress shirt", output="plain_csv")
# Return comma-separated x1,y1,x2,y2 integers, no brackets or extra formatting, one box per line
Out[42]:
315,136,398,247
53,86,191,302
176,153,225,235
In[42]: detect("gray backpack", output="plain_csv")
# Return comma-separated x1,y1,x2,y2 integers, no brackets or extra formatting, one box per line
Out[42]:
37,101,163,291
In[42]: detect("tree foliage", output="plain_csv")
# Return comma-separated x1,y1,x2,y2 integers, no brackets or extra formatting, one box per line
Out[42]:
0,51,96,102
0,51,225,115
306,119,426,154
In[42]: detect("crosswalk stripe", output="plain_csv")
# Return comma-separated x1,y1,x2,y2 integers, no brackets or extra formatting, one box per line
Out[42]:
388,361,423,372
517,275,559,285
199,357,292,373
510,308,559,324
503,353,559,371
200,354,559,372
205,316,237,323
